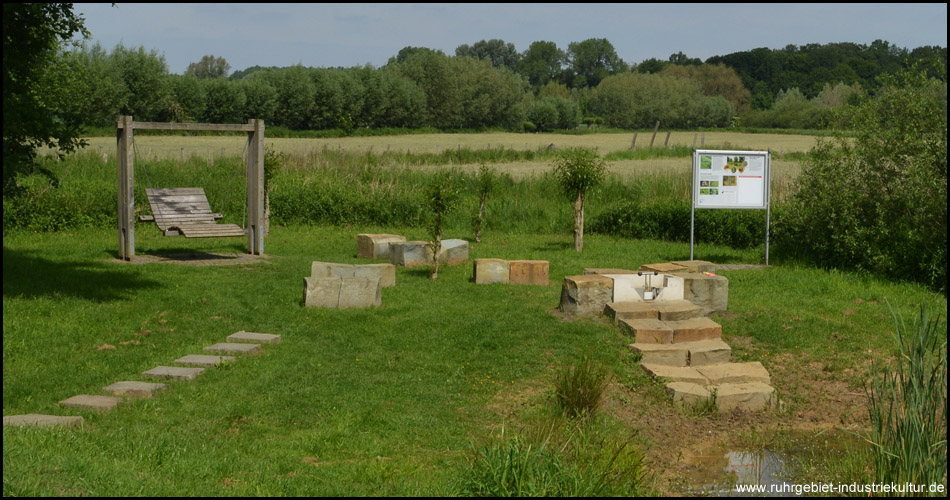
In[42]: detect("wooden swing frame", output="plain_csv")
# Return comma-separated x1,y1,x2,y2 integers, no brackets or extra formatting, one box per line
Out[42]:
116,115,265,261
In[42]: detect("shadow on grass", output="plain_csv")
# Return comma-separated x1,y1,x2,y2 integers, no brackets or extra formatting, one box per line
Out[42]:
3,247,162,302
533,241,573,252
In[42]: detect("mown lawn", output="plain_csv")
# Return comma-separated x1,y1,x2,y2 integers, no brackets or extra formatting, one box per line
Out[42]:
3,225,945,495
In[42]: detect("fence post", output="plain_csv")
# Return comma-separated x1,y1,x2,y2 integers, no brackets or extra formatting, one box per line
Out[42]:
630,132,638,150
664,130,671,147
649,121,660,147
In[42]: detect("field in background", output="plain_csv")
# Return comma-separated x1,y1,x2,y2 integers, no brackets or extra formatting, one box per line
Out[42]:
70,131,823,161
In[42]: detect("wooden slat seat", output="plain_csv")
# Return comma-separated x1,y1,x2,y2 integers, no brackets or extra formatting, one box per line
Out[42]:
144,188,245,238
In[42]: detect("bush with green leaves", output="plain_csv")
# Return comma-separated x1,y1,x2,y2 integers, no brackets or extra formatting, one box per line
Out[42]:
779,63,947,291
552,147,608,252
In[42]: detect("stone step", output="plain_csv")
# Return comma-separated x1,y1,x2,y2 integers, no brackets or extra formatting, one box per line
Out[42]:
666,317,722,343
3,414,84,428
640,363,709,386
630,343,688,367
175,354,236,367
665,381,713,406
679,339,732,366
58,394,121,412
695,362,771,386
619,318,673,344
715,382,776,412
203,342,261,355
227,331,282,344
143,366,204,381
102,381,168,398
607,300,702,323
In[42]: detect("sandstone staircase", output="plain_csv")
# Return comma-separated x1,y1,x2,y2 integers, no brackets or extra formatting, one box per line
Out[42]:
611,299,775,412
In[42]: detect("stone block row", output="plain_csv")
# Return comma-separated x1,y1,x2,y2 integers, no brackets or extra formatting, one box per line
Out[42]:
473,259,549,286
311,261,395,288
619,316,722,344
304,276,381,309
629,339,731,367
6,331,281,428
390,239,469,267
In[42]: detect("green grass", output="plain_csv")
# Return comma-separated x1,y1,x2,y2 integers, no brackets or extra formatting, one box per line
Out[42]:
3,224,945,495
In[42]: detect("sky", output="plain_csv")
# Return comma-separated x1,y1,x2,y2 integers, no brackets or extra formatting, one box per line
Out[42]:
72,3,948,75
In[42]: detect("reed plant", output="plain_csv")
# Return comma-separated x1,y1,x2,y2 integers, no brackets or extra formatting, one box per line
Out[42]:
865,303,947,494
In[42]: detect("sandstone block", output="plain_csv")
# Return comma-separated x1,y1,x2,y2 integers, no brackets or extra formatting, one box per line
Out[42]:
640,364,709,386
639,262,688,273
304,276,341,308
696,362,771,386
509,260,549,285
665,382,713,406
3,414,84,428
605,301,660,322
671,260,716,273
559,275,613,315
438,239,469,265
311,262,395,288
630,343,688,366
583,268,637,275
390,241,433,267
473,258,510,284
356,234,406,259
680,339,732,366
667,317,722,343
673,272,729,316
59,394,120,411
716,382,775,412
102,381,167,398
227,331,281,344
618,318,673,344
654,300,702,321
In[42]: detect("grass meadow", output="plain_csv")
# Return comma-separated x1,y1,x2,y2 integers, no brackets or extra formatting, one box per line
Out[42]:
6,131,946,495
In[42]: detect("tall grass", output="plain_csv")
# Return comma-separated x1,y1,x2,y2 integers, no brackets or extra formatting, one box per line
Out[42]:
554,356,612,419
865,303,947,494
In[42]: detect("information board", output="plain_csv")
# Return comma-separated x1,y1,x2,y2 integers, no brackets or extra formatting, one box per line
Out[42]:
692,150,770,209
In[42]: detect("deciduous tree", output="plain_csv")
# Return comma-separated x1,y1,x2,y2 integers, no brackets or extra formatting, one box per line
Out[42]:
553,147,608,252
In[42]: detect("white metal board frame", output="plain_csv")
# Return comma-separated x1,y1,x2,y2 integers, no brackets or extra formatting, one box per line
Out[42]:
690,149,772,264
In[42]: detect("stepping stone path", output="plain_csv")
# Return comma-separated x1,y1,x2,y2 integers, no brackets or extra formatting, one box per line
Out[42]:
5,331,281,428
575,262,776,413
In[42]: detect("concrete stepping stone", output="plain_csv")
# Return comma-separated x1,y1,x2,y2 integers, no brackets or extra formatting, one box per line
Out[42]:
716,382,775,412
665,381,713,405
666,317,722,343
175,354,236,367
143,366,204,381
695,362,771,385
102,381,168,398
3,414,84,428
640,364,709,386
619,318,673,344
678,339,732,366
204,342,261,355
227,331,281,344
630,343,688,367
58,394,121,411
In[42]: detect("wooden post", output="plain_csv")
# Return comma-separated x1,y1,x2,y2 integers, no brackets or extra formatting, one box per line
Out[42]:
246,119,265,255
117,116,135,260
664,130,671,147
701,132,705,146
649,120,660,147
630,132,638,150
692,133,698,148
